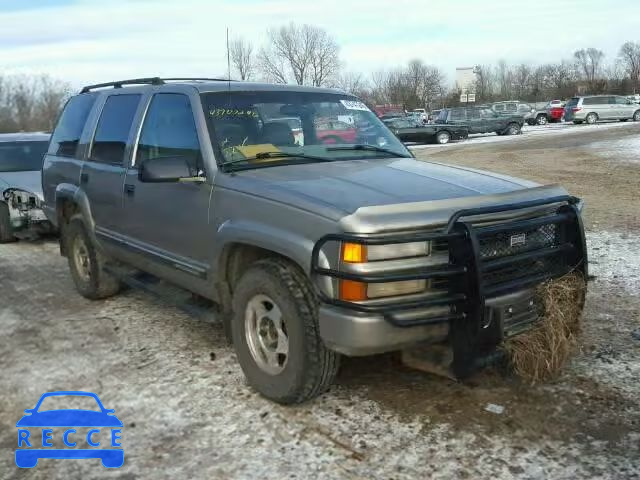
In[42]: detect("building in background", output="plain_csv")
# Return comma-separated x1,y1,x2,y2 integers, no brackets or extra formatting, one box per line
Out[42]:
455,67,477,94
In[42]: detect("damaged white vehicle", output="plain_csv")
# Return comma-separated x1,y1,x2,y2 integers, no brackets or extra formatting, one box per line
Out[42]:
0,133,54,242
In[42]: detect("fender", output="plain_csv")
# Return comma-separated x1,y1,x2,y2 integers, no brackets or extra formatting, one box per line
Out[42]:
54,184,98,244
212,219,326,278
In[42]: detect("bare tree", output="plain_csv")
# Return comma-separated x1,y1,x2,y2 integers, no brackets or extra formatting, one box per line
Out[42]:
259,23,340,86
229,37,254,81
333,72,367,96
513,63,532,99
0,74,70,133
618,41,640,93
574,48,605,92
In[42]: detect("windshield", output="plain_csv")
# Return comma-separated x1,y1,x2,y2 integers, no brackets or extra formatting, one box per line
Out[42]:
201,91,411,169
0,141,48,172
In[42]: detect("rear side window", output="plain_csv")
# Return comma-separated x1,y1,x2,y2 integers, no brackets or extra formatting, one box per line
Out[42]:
0,141,49,172
493,104,505,112
136,94,202,170
48,94,97,157
565,98,579,108
449,109,465,121
90,94,141,165
583,97,606,105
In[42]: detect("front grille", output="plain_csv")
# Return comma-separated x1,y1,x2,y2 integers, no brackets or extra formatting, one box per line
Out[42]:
479,223,558,259
482,253,564,288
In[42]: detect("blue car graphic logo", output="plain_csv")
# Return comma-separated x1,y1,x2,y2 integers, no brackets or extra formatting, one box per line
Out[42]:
15,391,123,468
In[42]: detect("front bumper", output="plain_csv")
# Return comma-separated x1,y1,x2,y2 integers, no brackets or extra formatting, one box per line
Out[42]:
319,288,537,356
313,195,587,375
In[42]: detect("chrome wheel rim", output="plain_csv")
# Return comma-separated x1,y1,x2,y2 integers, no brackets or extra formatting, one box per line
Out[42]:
538,116,547,125
587,114,596,124
72,235,91,282
634,112,640,121
244,294,289,375
437,132,450,144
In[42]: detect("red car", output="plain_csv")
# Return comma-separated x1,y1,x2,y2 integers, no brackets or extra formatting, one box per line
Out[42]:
547,101,565,122
316,120,357,144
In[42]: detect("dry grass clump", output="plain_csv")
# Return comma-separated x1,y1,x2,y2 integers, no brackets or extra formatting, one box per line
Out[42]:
504,272,586,383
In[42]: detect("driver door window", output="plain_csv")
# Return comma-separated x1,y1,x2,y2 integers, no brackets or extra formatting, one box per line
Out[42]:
136,94,203,173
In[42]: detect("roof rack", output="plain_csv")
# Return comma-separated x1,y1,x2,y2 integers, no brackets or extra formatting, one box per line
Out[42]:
80,77,164,93
162,77,234,82
80,77,235,93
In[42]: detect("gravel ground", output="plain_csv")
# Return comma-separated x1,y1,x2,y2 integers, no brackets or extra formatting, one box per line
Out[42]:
1,122,639,479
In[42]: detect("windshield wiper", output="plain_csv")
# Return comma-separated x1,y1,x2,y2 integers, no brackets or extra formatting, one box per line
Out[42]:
324,144,409,157
223,151,335,169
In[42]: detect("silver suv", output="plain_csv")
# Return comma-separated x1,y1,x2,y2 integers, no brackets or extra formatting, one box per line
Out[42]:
564,95,640,124
42,77,588,404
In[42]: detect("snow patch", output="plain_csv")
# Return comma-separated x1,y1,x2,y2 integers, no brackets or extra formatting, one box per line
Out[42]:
587,230,640,296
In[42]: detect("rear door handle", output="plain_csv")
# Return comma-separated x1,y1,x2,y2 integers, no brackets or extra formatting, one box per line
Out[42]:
124,184,135,196
80,173,89,184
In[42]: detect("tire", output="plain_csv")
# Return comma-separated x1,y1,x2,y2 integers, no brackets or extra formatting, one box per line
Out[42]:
0,202,16,243
231,258,340,404
585,113,597,124
633,110,640,122
504,123,521,135
536,115,548,125
64,214,120,299
435,130,451,144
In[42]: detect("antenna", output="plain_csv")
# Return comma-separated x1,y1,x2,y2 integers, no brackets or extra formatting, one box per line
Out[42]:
226,28,231,91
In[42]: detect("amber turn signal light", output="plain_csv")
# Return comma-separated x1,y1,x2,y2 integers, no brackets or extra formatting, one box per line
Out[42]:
339,279,367,301
341,242,367,263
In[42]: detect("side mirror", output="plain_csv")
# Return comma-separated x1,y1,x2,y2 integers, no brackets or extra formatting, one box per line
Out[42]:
139,157,194,183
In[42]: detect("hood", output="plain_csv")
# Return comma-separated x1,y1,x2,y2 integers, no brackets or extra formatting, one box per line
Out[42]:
220,158,538,219
0,170,43,200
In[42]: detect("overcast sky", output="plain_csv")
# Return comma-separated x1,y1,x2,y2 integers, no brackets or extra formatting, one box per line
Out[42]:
0,0,638,89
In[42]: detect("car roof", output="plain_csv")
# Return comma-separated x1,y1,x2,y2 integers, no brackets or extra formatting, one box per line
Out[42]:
78,78,347,96
0,132,50,143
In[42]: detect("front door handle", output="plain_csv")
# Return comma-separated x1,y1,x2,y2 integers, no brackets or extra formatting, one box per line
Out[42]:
124,184,135,196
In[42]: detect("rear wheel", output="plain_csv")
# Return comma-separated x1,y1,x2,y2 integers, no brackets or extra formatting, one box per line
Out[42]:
231,258,340,404
505,123,521,135
585,113,597,124
536,114,548,125
435,131,451,144
633,110,640,121
0,202,16,243
65,215,120,299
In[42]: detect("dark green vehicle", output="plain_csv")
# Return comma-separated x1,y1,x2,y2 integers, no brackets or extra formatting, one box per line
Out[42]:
436,107,524,136
385,118,469,144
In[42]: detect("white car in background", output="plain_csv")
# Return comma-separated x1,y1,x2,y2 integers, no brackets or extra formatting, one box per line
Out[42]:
0,132,55,242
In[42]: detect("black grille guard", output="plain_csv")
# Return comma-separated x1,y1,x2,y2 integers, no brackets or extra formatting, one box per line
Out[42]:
311,195,588,328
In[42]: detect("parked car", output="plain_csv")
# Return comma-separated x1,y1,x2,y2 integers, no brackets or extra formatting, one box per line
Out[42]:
42,77,587,404
436,107,524,135
315,119,357,144
491,101,546,125
386,117,468,144
0,133,55,242
564,95,640,124
412,108,427,123
547,105,565,123
427,109,442,123
626,94,640,104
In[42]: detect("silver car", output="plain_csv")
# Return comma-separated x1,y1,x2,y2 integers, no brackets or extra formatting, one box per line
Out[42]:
564,95,640,124
0,133,54,242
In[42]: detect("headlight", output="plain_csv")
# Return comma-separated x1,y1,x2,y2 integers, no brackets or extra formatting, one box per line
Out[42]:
339,241,432,300
342,241,430,262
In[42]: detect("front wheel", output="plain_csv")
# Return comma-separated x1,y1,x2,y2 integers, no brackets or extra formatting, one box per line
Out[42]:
64,215,120,299
536,115,548,125
231,258,340,404
633,110,640,121
435,131,451,144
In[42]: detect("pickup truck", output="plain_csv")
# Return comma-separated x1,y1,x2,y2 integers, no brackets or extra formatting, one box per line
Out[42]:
435,107,524,135
42,78,587,404
385,117,468,144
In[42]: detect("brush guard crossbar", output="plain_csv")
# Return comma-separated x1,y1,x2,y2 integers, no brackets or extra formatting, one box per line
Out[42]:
311,195,588,376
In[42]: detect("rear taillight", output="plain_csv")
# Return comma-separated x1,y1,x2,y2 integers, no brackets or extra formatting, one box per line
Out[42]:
571,107,581,112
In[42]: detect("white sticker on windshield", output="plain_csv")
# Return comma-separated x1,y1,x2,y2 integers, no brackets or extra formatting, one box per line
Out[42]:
340,99,369,111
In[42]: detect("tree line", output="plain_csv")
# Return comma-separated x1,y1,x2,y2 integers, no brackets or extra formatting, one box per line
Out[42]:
0,74,70,133
1,24,639,134
231,24,640,109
